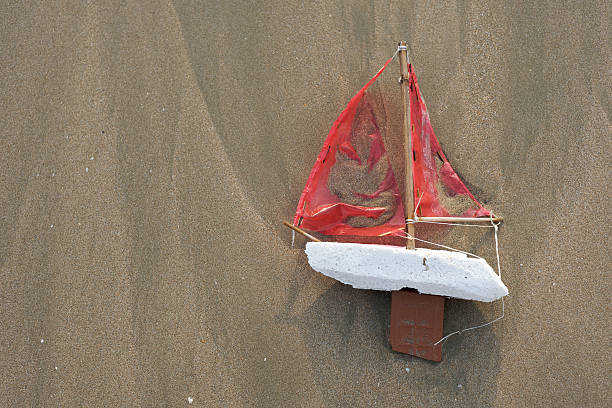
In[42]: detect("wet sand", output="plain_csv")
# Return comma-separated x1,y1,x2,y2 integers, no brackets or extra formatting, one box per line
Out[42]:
1,1,609,406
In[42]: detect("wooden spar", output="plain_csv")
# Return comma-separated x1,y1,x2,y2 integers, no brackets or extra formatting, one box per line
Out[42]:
412,216,504,223
282,221,321,242
398,41,415,250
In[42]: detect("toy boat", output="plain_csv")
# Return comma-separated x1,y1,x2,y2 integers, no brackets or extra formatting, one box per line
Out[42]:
286,42,507,361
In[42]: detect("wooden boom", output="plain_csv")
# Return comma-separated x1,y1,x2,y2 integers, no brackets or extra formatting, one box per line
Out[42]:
282,221,321,242
411,216,504,223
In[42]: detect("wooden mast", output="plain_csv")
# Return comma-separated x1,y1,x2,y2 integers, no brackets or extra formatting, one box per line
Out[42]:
398,41,415,249
390,42,444,362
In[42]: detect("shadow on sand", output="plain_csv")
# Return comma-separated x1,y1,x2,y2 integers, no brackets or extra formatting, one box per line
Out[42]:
283,278,501,407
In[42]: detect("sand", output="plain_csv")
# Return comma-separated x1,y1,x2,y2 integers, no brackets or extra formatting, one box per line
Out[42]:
0,1,609,406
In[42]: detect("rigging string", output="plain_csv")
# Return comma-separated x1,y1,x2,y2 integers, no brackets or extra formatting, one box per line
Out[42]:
406,193,506,344
422,214,504,346
402,231,484,260
405,194,487,257
390,46,400,63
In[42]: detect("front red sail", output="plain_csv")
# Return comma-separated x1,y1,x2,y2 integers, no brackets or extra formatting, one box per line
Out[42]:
293,57,405,237
407,64,491,218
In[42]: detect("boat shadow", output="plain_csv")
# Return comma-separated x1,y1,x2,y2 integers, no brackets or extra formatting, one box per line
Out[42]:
284,280,502,406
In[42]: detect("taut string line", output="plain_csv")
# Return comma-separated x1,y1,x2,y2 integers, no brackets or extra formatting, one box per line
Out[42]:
405,197,506,345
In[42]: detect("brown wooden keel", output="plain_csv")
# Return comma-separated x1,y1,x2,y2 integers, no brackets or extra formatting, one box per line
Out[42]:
390,291,444,362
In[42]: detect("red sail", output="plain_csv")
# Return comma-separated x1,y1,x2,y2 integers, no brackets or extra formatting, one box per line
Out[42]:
408,64,490,218
293,59,490,237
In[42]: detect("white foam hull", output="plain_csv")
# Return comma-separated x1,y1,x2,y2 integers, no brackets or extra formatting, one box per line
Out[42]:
305,242,508,302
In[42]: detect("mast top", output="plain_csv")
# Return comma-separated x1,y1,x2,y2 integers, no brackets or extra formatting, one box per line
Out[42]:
397,42,409,64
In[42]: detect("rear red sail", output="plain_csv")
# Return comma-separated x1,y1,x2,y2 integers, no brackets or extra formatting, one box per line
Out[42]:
293,57,405,237
407,64,490,218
